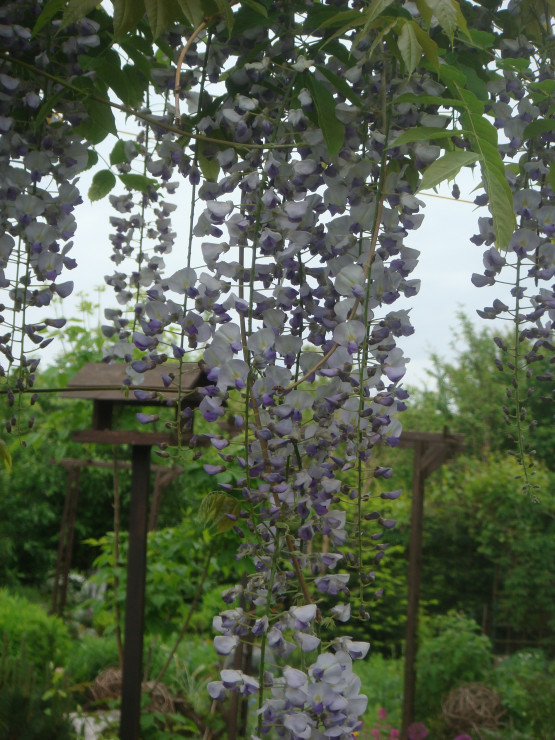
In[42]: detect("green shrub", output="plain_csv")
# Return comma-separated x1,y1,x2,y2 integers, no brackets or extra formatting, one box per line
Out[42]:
84,522,225,638
353,653,404,729
416,613,492,721
64,632,120,686
0,645,73,740
0,589,69,672
490,650,555,739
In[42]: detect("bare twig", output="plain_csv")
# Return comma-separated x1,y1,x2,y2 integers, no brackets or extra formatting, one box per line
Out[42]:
174,20,208,121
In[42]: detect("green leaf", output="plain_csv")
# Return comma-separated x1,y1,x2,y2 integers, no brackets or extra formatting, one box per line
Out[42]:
120,39,154,78
318,9,362,29
75,99,117,144
88,169,116,201
241,0,267,17
411,22,439,71
550,163,555,194
397,20,423,76
447,82,515,249
32,0,66,35
85,149,99,170
78,50,146,108
109,140,128,165
417,150,479,192
530,79,555,96
496,57,531,72
361,0,396,29
421,0,457,40
440,63,471,94
456,64,489,101
118,173,158,192
388,126,466,148
121,64,150,108
468,29,495,48
175,0,204,26
454,0,470,38
61,0,101,29
112,0,146,37
198,147,220,182
361,17,397,63
415,0,433,26
317,9,366,50
315,66,363,108
306,75,345,158
0,439,11,473
144,0,181,38
523,119,555,140
199,492,242,534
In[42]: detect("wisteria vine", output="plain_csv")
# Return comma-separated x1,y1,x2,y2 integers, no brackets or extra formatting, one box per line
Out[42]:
1,0,554,737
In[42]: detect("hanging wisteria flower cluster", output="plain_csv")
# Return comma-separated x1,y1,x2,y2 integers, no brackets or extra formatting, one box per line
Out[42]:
0,1,99,432
468,22,555,496
98,9,431,734
1,0,554,736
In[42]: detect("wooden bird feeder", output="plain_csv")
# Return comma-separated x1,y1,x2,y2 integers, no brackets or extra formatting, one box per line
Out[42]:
62,361,206,444
60,361,207,740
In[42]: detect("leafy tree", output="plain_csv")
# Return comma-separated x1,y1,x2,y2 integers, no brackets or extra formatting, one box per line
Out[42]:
403,314,554,467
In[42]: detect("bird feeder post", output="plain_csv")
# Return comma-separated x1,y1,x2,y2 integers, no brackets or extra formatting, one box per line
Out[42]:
120,443,151,740
61,362,206,740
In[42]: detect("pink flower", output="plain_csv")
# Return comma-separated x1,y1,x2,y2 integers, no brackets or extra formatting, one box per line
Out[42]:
408,722,429,740
377,707,388,721
390,731,400,739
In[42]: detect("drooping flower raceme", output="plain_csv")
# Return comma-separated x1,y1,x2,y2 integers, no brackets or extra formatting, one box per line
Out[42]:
0,2,96,430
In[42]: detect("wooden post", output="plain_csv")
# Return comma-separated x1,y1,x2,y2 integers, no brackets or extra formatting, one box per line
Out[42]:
51,466,80,616
59,467,80,615
119,445,151,740
401,440,425,740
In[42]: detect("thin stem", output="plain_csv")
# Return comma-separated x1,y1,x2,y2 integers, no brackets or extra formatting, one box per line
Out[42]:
511,258,535,499
256,546,280,735
177,30,211,450
174,21,208,120
356,61,391,608
131,90,150,336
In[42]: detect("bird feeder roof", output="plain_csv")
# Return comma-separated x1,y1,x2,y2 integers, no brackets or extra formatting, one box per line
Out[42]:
61,362,205,405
